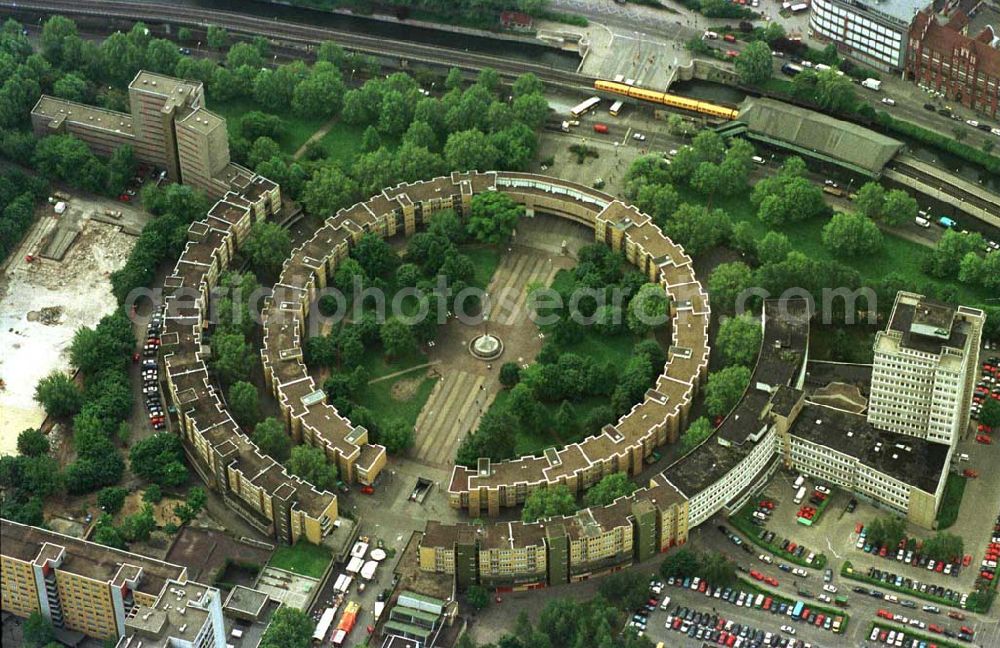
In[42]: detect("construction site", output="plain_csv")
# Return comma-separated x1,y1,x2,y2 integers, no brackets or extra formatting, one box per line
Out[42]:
0,189,149,454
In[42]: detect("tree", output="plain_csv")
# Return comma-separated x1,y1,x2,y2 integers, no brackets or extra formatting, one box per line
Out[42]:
143,484,163,503
634,182,680,227
735,41,773,85
23,611,55,648
923,532,963,562
511,92,550,129
522,484,576,522
467,584,490,611
663,203,732,256
212,331,253,385
40,16,79,67
206,25,228,50
627,282,670,335
866,515,907,549
925,229,984,278
467,191,523,245
705,365,751,417
756,231,792,265
584,473,637,507
97,486,128,514
700,551,737,587
444,128,498,171
259,606,314,648
499,362,521,387
52,72,88,102
380,317,416,359
292,63,345,118
285,445,338,491
822,212,883,257
252,417,292,462
881,189,918,227
512,73,544,97
129,433,188,488
708,262,754,315
301,164,358,217
121,503,156,541
717,315,763,367
660,548,701,579
240,110,284,141
597,569,649,612
146,38,180,75
381,419,414,455
34,371,83,418
680,416,714,452
979,399,1000,429
242,220,291,282
815,69,857,112
15,428,48,457
853,182,885,219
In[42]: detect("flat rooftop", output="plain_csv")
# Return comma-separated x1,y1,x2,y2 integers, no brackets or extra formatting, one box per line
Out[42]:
887,295,969,356
1,520,186,597
841,0,933,24
32,95,134,136
789,401,948,493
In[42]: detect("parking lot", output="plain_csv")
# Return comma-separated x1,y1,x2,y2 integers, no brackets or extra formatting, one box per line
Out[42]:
638,576,845,648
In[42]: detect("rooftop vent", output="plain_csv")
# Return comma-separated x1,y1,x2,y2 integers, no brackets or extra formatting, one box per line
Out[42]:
816,419,822,425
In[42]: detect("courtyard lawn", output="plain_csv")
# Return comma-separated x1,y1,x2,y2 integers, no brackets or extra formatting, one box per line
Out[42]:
268,541,331,579
314,120,369,165
359,346,428,380
684,189,993,307
460,244,502,290
211,98,327,156
935,473,967,529
354,375,437,432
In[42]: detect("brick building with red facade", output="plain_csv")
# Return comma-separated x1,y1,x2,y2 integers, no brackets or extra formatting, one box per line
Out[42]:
907,10,1000,118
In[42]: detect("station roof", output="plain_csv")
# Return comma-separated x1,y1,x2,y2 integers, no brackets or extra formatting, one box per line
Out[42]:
736,98,902,175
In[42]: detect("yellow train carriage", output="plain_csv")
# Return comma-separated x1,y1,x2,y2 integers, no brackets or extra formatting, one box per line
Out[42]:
594,80,739,121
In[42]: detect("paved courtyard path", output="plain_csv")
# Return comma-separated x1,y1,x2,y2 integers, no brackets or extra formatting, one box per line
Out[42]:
411,370,495,467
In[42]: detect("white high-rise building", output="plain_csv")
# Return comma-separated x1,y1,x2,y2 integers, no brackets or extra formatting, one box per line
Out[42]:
868,291,983,446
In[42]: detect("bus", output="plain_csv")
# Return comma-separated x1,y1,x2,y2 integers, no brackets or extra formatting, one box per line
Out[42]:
570,96,601,118
312,607,337,644
609,100,623,116
791,601,804,620
789,3,809,12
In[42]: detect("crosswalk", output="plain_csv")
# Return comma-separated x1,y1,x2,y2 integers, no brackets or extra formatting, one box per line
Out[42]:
411,370,495,466
484,251,560,327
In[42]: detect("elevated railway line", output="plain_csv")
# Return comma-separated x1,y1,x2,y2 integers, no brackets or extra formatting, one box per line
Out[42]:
0,0,594,89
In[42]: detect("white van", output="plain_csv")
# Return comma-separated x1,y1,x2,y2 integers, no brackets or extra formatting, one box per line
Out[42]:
793,475,805,489
959,453,970,462
915,216,930,228
752,155,765,165
704,30,719,39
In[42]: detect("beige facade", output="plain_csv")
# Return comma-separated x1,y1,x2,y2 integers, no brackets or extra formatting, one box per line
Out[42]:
0,520,187,641
31,71,256,200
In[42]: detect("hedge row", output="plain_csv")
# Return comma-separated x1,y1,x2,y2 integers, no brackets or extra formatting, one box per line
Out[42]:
876,111,1000,175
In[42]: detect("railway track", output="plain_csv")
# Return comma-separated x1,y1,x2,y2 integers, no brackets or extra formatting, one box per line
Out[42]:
888,159,1000,216
0,0,596,90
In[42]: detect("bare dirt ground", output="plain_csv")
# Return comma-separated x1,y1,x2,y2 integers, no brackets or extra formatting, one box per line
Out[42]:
0,191,149,455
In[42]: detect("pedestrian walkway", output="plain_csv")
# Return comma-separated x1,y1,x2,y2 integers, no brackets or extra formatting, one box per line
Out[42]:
484,250,560,327
411,370,495,466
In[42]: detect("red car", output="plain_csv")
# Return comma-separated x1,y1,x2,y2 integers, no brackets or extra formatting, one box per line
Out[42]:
948,611,965,620
877,609,892,620
118,194,131,202
725,50,739,58
360,485,375,495
764,576,779,587
976,434,992,444
879,546,888,557
979,424,993,433
724,33,737,42
929,624,944,634
963,469,979,478
750,570,764,581
963,554,973,566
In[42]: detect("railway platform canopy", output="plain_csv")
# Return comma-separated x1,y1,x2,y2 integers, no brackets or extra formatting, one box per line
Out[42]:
724,98,903,177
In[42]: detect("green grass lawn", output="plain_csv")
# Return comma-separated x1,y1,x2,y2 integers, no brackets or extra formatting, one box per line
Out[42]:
459,243,502,290
212,98,327,155
359,347,428,380
354,375,437,432
314,120,371,165
268,541,332,579
935,473,967,529
687,189,993,307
